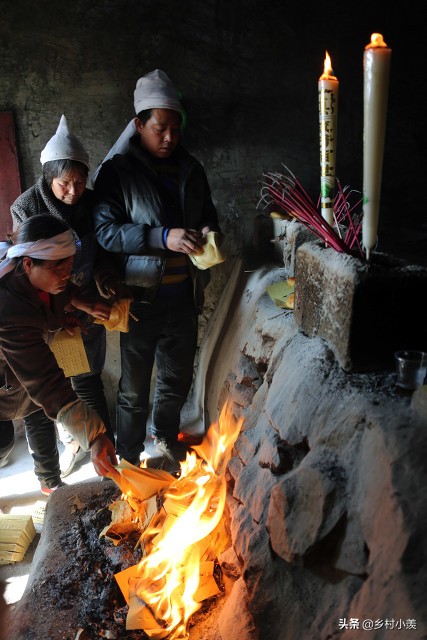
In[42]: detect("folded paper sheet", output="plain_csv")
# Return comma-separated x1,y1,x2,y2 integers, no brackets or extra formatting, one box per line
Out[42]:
50,327,90,377
31,501,47,526
266,277,295,309
108,459,174,500
189,231,225,270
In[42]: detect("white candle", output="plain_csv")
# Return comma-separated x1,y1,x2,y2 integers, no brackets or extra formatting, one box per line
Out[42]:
362,33,392,260
319,51,339,227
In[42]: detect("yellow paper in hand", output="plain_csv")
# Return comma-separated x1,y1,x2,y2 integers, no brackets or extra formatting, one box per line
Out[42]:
190,231,225,270
94,298,133,333
50,327,90,377
109,459,174,500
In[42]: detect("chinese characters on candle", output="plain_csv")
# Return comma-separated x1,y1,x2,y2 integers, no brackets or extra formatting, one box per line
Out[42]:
319,51,339,228
362,33,392,260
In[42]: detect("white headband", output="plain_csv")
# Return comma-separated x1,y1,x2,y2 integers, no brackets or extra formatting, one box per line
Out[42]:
0,230,76,279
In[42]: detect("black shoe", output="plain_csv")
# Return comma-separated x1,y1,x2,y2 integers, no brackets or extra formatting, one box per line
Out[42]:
147,438,190,476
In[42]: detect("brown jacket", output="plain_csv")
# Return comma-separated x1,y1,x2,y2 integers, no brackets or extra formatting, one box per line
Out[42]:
0,266,77,420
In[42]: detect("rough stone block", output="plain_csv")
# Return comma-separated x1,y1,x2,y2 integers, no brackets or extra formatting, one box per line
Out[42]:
280,220,314,272
252,215,314,268
294,242,427,372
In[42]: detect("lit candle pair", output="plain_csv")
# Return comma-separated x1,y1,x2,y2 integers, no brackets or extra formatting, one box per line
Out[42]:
318,35,392,259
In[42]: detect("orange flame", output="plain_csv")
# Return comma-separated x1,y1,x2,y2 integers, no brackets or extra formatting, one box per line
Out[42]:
320,50,337,80
129,402,243,638
366,33,388,48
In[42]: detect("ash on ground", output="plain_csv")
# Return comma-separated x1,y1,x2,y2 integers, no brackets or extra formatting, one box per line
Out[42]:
11,481,232,640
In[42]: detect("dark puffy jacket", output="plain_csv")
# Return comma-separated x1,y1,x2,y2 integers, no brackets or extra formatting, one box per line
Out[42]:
93,137,221,310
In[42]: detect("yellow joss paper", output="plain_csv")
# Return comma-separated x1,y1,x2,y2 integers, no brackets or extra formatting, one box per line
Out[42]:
94,298,134,333
108,459,174,500
189,231,225,270
266,277,295,309
0,514,36,564
50,327,90,377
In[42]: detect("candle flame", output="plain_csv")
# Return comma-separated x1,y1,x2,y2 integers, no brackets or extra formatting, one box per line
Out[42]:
366,32,388,48
320,50,337,80
324,51,332,74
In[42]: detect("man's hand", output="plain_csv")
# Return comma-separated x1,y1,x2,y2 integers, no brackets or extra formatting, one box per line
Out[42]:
165,228,205,255
90,433,120,481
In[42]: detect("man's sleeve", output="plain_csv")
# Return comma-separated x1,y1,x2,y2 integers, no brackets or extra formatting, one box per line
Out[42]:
92,162,146,255
93,161,167,255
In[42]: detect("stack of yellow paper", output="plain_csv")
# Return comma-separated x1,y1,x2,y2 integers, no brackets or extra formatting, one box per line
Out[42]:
31,501,47,526
0,514,36,564
50,327,90,377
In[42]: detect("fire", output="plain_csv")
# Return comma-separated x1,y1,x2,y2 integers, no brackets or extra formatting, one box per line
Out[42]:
320,50,337,80
367,32,387,48
106,401,243,639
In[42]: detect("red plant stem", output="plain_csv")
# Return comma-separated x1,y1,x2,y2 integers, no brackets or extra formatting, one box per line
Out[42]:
264,180,348,251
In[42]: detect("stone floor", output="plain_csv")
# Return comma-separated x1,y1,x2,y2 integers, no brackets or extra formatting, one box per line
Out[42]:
0,424,102,618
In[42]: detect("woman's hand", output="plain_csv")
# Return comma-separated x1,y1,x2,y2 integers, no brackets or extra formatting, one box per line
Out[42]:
70,292,113,321
90,433,120,481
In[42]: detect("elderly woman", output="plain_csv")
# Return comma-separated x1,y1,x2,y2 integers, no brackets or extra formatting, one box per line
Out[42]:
0,215,118,490
10,115,125,482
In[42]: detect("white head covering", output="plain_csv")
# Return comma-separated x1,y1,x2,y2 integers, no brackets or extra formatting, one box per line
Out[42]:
92,69,182,185
134,69,182,114
0,230,76,279
40,115,90,168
